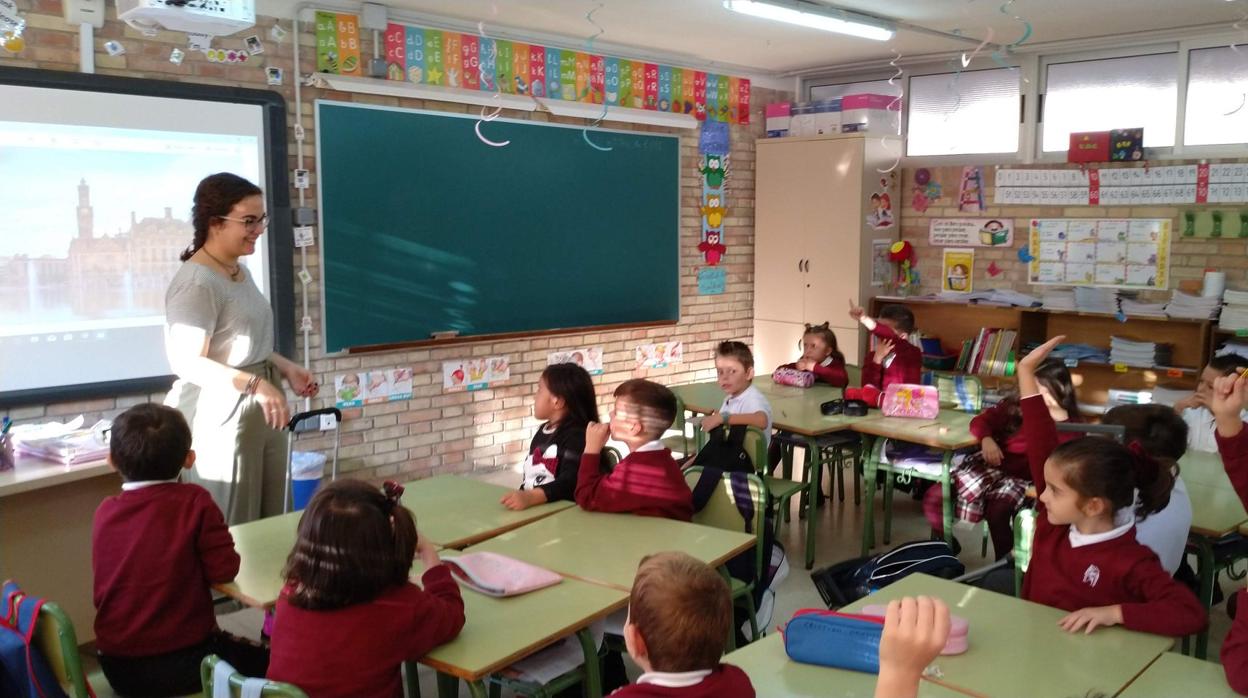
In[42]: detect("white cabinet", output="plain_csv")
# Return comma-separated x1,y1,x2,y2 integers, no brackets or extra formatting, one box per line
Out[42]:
753,135,899,371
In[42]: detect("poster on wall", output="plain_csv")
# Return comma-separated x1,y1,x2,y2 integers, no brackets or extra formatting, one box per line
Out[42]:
871,239,892,288
547,346,604,376
1028,218,1171,290
442,356,511,392
941,248,975,293
635,342,683,369
334,368,415,408
929,218,1013,247
865,176,895,229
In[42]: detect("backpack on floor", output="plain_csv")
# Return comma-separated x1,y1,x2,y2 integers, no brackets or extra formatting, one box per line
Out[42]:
810,540,964,608
1,581,72,698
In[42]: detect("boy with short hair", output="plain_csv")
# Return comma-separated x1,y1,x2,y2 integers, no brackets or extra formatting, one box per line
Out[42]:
93,403,266,696
613,552,755,697
1174,353,1248,452
576,379,693,521
846,301,923,407
700,341,772,445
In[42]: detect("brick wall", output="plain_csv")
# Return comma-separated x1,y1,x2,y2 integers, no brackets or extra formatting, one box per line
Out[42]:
1,0,790,482
900,162,1248,300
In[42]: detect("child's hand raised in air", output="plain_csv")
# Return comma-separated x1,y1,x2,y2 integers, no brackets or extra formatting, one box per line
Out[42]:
1058,605,1123,634
1211,373,1248,438
875,596,950,698
585,422,611,455
1018,335,1065,398
847,299,866,321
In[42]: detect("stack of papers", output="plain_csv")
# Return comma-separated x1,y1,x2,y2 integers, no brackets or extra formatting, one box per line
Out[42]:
1075,287,1120,314
1119,297,1168,317
1166,291,1221,320
929,290,1041,307
1041,288,1076,311
12,417,111,465
1220,289,1248,331
1217,343,1248,361
1109,336,1171,368
1038,342,1110,364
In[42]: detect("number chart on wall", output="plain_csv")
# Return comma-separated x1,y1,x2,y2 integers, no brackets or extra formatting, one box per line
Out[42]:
1028,218,1171,290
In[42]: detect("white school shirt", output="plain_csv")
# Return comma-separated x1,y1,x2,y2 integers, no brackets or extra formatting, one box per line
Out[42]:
719,384,773,445
1133,474,1191,575
1183,406,1248,453
636,669,714,688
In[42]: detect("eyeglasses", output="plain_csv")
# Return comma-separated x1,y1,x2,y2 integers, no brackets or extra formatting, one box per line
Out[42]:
217,213,269,232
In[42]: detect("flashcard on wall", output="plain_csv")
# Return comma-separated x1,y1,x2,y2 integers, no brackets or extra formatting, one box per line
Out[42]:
244,35,264,55
266,66,283,85
443,356,511,392
866,177,894,230
293,226,315,247
187,33,212,52
635,342,683,369
699,120,730,156
335,368,415,407
697,267,726,295
547,346,604,375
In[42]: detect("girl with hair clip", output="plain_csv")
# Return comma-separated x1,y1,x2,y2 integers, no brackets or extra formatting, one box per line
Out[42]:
1017,336,1205,638
501,362,601,510
267,479,465,698
775,322,849,387
924,358,1080,559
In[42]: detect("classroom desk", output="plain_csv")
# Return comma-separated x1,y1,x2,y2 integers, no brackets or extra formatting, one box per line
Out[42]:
400,474,575,549
843,574,1173,698
1185,479,1248,659
1179,450,1228,488
0,454,118,643
215,503,627,698
460,507,755,591
853,411,978,555
722,632,967,698
670,378,862,570
1117,651,1238,698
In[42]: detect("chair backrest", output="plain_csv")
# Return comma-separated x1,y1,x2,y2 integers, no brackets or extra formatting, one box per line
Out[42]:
201,655,309,698
683,466,767,586
1013,507,1038,597
33,599,91,698
742,427,769,476
1055,422,1126,442
602,446,622,471
922,371,983,412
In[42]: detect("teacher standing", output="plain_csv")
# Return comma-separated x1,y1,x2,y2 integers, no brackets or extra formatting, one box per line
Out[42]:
163,173,317,524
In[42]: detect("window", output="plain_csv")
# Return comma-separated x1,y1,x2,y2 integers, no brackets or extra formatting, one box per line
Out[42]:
906,67,1020,156
1184,46,1248,146
809,78,900,102
1042,52,1177,152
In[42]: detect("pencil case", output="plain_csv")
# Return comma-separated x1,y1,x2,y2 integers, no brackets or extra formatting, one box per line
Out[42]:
782,609,883,673
859,604,970,655
440,552,562,597
772,367,815,388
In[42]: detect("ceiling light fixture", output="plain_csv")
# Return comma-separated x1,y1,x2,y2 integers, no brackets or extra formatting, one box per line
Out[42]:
722,0,895,41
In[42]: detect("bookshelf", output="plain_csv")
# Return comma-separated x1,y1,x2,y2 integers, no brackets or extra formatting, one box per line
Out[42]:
868,297,1208,407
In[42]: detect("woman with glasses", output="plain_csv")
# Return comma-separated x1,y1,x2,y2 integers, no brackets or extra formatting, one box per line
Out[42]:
163,173,317,524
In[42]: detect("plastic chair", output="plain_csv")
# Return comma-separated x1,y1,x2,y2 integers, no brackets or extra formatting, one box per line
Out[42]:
201,655,307,697
1012,507,1037,597
684,466,768,643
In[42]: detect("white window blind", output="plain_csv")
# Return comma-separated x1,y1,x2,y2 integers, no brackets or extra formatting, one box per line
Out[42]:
906,67,1020,156
810,79,899,102
1042,52,1177,152
1185,46,1248,146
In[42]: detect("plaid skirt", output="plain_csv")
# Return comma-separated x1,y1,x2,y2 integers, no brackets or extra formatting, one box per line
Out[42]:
949,454,1031,524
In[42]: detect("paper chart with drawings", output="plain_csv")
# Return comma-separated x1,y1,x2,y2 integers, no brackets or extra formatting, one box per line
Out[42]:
1028,218,1170,290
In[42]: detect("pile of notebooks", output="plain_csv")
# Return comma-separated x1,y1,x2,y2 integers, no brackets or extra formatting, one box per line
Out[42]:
1041,288,1076,311
1109,336,1171,368
1166,291,1222,320
1075,287,1120,314
1219,289,1248,331
12,417,111,465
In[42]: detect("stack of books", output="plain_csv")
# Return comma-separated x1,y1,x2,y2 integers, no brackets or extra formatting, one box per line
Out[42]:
14,421,111,465
1041,288,1076,311
1219,289,1248,331
1075,287,1120,314
1119,294,1168,318
1109,336,1171,368
1165,291,1221,320
957,327,1018,376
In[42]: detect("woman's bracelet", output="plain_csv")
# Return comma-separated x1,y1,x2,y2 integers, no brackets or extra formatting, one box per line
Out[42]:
244,374,261,395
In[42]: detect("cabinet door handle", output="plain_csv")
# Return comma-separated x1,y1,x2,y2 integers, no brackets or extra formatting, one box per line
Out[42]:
798,258,803,272
803,260,811,273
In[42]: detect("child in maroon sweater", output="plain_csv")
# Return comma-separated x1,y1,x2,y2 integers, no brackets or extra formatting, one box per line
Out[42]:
774,322,849,387
1208,371,1248,693
845,301,922,407
267,480,465,698
92,404,266,697
1018,336,1205,638
576,379,693,521
924,358,1080,559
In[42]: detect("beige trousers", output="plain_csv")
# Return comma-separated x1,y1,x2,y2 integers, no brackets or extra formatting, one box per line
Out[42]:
165,361,289,524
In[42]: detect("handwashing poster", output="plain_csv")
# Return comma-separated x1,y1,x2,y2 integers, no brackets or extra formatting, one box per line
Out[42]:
335,368,415,408
635,342,683,369
547,346,605,375
442,356,512,392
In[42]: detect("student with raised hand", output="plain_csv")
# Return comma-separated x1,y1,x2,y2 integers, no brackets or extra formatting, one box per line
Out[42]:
1017,336,1205,638
845,300,922,407
1208,370,1248,694
874,596,951,698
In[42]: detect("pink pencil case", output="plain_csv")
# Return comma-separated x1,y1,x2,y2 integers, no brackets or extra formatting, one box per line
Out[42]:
772,367,815,388
859,604,969,655
440,552,562,597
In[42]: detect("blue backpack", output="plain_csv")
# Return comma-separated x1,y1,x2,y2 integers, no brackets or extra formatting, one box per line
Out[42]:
1,581,71,698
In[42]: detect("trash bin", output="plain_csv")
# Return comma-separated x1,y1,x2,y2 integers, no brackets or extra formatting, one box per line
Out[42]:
290,451,327,511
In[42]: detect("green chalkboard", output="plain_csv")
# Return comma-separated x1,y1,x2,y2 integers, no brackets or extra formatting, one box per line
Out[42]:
315,101,681,353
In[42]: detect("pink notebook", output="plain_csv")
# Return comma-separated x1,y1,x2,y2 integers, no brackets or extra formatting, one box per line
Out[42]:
440,552,562,597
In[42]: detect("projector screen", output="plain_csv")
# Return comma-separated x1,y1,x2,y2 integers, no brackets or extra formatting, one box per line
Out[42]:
0,70,292,404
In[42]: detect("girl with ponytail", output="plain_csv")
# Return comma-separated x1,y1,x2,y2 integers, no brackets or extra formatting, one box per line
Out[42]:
267,479,466,697
1015,336,1205,639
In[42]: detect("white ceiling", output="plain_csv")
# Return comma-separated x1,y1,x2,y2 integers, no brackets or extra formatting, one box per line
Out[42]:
259,0,1246,77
